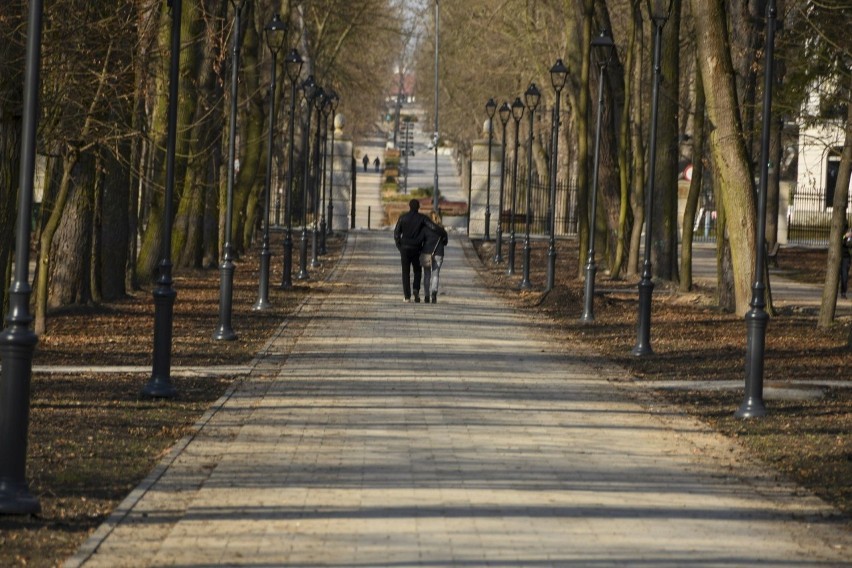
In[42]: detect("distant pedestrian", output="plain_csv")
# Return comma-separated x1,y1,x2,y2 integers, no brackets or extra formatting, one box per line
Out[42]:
394,199,440,303
421,212,448,304
374,157,381,172
841,221,852,299
362,154,369,172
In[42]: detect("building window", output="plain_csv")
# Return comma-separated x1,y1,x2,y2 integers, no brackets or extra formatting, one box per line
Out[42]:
825,149,841,209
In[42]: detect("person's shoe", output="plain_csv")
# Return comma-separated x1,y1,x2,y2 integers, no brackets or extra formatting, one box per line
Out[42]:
414,294,421,303
403,297,411,303
424,294,430,303
431,292,437,304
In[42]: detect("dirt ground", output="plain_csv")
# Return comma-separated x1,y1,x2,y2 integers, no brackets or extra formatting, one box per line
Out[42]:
0,233,849,567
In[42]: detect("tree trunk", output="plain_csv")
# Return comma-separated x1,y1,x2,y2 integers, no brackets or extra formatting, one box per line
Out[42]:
137,0,193,280
234,6,265,253
0,4,23,318
613,0,641,279
0,108,21,318
35,147,79,334
101,143,131,300
680,61,706,292
626,1,645,277
575,0,593,276
127,0,161,292
690,0,757,316
651,0,681,283
49,153,95,309
819,79,852,328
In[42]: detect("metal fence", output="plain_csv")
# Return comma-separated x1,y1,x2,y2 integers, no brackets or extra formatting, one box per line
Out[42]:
491,164,579,237
786,190,849,246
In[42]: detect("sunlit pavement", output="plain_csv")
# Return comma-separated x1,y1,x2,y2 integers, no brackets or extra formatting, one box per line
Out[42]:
66,230,850,567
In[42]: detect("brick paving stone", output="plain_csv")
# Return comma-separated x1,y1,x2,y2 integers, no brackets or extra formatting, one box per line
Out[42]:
66,230,851,567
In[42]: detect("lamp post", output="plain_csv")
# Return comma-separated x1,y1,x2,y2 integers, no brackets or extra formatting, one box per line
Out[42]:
581,33,615,320
507,97,524,276
142,0,183,398
297,75,317,280
310,88,325,268
0,0,44,515
520,82,541,290
633,0,673,355
737,0,777,419
214,0,247,341
494,101,511,263
280,48,303,290
254,13,286,311
547,59,569,291
319,94,331,255
484,98,497,241
433,0,440,214
327,91,339,236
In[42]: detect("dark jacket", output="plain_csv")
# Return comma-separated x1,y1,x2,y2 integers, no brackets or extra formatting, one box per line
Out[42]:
423,223,448,257
394,210,438,250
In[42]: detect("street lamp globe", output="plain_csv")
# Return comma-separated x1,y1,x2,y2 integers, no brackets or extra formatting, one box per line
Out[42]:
550,59,569,93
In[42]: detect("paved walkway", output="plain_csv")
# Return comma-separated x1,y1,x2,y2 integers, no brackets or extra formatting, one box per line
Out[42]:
66,228,850,566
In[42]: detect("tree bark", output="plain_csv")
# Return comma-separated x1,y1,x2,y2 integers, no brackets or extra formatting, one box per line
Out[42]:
0,4,23,317
652,0,681,283
690,0,757,316
819,79,852,328
680,63,706,292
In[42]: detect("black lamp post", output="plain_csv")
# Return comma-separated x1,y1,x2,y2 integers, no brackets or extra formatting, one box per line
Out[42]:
214,0,247,341
0,0,44,515
327,91,339,236
142,0,183,399
581,33,615,320
484,98,497,241
254,13,286,311
633,0,672,355
432,0,440,214
547,59,569,291
319,94,331,255
737,0,777,419
494,101,511,263
310,88,325,268
520,82,541,290
297,75,317,280
280,48,303,290
507,97,524,276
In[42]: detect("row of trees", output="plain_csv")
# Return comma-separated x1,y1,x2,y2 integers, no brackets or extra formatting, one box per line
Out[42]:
414,0,852,322
0,0,403,333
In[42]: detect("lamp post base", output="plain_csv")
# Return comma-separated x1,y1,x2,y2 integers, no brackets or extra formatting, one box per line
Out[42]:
143,279,177,398
507,235,516,276
520,240,532,290
298,229,310,280
281,232,293,289
737,301,769,419
253,248,272,310
580,260,596,322
494,228,503,263
213,259,237,341
310,227,320,268
0,482,40,515
546,243,557,292
0,328,41,515
632,276,654,356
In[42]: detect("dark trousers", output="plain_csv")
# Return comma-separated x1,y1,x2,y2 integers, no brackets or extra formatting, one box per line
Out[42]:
400,247,422,299
842,257,850,296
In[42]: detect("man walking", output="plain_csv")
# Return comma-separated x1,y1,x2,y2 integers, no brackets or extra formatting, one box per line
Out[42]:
394,199,440,303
